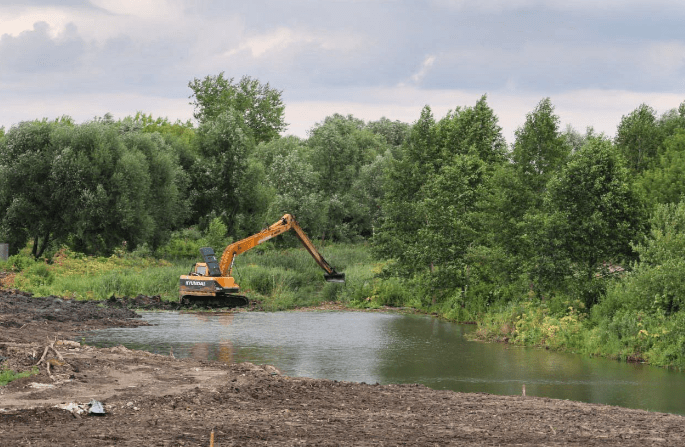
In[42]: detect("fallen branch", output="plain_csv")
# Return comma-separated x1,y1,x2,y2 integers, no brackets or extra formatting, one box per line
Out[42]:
34,345,50,367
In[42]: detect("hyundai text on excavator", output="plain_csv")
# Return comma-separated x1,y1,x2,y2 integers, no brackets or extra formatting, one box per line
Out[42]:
179,214,345,306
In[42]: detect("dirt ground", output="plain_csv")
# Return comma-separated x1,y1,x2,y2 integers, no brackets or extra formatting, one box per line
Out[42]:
2,289,685,446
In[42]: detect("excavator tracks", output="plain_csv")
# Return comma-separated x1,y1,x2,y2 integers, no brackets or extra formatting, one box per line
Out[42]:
180,294,249,308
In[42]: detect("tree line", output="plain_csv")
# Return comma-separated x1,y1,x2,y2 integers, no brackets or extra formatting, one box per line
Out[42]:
2,74,685,320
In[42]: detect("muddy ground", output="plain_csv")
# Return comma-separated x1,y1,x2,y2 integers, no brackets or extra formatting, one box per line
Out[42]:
1,289,685,446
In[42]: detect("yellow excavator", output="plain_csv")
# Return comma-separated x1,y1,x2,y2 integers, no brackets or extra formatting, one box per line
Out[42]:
179,214,345,306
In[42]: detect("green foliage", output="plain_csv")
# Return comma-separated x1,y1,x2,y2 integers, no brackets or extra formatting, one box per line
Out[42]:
188,73,286,144
615,103,662,173
195,109,259,237
0,118,189,257
416,154,485,291
0,119,70,257
307,114,389,240
534,137,644,302
474,299,587,350
0,367,39,386
512,98,569,201
637,130,685,205
204,217,231,252
155,227,204,259
232,243,372,310
8,246,181,300
1,252,37,272
374,106,437,268
365,117,410,147
435,94,507,166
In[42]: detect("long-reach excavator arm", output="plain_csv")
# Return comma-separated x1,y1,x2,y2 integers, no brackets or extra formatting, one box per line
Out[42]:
218,214,343,281
179,214,345,306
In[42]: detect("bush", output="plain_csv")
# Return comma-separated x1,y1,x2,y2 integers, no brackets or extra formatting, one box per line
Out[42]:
2,253,36,272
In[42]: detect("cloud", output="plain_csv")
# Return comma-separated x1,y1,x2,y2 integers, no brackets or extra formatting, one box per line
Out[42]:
0,6,74,38
0,21,85,75
222,26,364,59
408,55,437,85
432,0,685,13
88,0,183,19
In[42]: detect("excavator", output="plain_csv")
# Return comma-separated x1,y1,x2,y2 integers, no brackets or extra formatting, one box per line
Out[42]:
179,214,345,306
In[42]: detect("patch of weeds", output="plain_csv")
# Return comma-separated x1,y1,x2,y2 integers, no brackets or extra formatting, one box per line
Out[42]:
0,367,39,386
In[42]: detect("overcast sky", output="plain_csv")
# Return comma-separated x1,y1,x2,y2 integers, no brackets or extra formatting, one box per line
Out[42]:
1,0,684,144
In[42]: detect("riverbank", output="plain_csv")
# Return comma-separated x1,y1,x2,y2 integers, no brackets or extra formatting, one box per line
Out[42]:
2,289,685,445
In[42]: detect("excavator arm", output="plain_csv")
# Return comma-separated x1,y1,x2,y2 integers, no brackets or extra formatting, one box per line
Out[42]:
218,214,345,282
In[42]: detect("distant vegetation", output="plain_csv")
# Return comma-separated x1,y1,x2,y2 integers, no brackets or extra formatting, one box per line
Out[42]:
2,74,685,367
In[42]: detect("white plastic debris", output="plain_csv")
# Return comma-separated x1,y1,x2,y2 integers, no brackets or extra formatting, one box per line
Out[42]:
89,399,106,415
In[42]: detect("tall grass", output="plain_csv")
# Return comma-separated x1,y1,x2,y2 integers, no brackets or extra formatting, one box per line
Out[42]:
3,243,386,309
233,243,379,310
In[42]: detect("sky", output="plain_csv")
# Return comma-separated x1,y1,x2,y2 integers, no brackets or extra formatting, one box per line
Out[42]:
1,0,684,145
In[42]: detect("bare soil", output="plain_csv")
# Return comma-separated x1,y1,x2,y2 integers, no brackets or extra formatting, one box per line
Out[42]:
1,289,684,446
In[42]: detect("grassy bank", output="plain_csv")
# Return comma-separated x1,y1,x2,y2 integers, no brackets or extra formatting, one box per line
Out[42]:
0,244,384,310
467,295,685,370
4,242,685,369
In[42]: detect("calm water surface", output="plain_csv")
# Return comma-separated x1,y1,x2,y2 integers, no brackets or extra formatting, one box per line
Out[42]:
83,311,685,415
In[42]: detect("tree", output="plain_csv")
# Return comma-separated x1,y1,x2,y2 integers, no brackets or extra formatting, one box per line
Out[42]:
50,121,154,254
307,114,388,240
365,117,410,148
435,94,506,166
120,131,188,249
534,137,645,302
375,106,437,266
615,104,662,173
416,154,486,291
195,109,259,237
637,130,685,206
511,98,569,198
188,73,286,144
0,120,67,257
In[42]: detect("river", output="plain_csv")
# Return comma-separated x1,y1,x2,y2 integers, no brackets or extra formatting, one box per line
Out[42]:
82,310,685,415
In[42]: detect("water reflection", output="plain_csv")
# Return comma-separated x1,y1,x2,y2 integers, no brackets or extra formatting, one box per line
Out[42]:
83,311,685,415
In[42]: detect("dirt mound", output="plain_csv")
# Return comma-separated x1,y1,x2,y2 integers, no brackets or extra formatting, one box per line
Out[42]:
103,293,182,311
0,289,140,325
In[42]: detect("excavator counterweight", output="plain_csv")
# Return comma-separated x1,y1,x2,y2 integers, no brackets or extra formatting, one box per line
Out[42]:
179,214,345,306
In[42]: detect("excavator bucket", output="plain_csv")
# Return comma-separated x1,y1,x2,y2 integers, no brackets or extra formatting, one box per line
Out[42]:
324,272,346,283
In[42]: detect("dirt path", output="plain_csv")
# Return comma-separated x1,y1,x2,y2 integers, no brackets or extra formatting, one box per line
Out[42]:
1,289,684,446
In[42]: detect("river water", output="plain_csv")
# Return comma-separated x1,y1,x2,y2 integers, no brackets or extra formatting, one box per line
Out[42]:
82,311,685,415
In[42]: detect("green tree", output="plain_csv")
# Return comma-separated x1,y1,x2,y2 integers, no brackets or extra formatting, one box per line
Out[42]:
615,104,662,173
120,131,188,249
511,98,569,199
0,120,67,257
365,117,410,148
598,200,685,318
375,106,437,266
435,94,506,166
50,121,154,254
188,73,286,144
417,154,486,291
307,114,388,240
637,130,685,205
195,110,259,237
535,137,645,303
